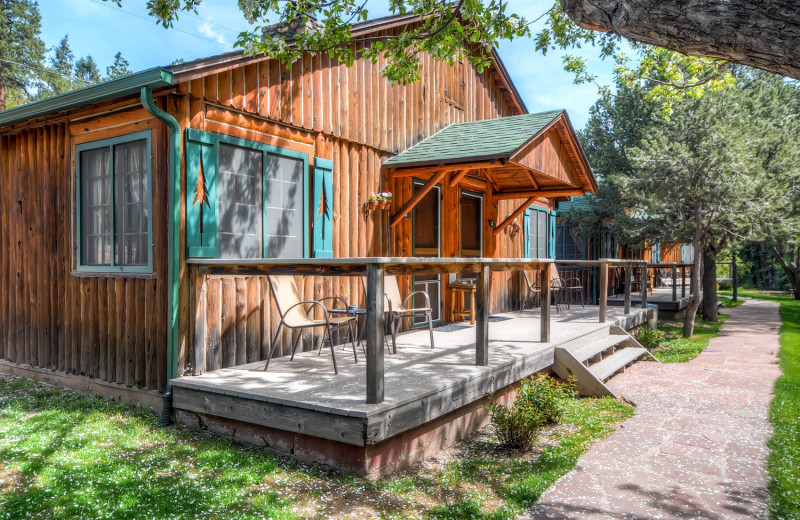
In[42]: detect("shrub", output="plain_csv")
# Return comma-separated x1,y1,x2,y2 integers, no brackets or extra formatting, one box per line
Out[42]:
487,374,576,450
718,280,733,291
635,327,666,349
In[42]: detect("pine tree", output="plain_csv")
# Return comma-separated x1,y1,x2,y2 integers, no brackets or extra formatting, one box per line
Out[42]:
105,52,131,79
75,55,101,85
46,35,75,95
0,0,47,110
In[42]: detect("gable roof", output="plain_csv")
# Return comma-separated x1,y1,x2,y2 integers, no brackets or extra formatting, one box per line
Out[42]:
384,110,563,168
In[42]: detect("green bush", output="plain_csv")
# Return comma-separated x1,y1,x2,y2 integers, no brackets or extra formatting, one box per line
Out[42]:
718,280,733,291
487,374,576,450
635,327,667,349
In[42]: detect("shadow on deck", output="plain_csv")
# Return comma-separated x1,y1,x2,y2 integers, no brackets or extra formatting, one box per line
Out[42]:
171,304,655,477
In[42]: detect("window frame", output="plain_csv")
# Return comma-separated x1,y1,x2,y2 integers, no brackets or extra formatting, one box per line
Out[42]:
527,206,549,259
215,133,310,259
75,130,153,274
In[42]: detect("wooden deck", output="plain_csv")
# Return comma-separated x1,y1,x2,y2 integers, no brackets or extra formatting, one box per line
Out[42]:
171,304,654,448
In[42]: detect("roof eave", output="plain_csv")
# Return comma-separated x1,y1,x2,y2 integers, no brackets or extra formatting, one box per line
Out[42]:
0,68,174,128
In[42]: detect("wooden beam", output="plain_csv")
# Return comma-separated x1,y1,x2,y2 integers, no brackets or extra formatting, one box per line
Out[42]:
387,160,503,178
475,264,490,366
366,263,385,404
389,169,449,227
599,260,608,323
540,263,551,343
493,188,585,201
492,196,537,238
522,168,540,190
449,169,469,187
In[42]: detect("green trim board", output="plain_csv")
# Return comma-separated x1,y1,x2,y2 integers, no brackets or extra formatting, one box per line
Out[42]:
74,130,154,274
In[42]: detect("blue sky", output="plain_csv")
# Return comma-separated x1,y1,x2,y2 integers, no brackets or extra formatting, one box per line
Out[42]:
37,0,618,128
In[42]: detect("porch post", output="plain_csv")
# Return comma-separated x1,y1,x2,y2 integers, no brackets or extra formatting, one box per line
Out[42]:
681,266,687,297
640,264,648,308
475,263,490,366
541,262,551,342
672,264,678,301
599,260,608,323
366,263,385,404
624,264,632,314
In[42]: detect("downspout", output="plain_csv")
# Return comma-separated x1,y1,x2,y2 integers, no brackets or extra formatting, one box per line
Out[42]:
141,86,180,425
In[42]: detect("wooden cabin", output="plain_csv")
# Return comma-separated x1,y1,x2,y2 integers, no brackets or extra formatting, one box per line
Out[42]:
0,14,606,468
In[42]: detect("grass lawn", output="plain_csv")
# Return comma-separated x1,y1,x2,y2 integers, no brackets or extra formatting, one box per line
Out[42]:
720,291,800,520
0,375,632,520
651,313,729,363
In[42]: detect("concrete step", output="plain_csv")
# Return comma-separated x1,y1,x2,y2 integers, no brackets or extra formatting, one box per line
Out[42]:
569,335,628,363
590,347,650,381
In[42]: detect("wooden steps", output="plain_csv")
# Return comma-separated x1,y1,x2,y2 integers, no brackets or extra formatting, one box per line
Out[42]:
591,346,650,381
552,325,657,397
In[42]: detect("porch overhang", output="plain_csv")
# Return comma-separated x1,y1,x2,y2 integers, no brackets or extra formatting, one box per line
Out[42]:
383,110,597,229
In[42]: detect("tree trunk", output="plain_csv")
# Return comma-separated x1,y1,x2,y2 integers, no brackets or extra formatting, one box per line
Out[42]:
768,242,800,300
702,247,718,322
683,231,704,338
559,0,800,81
0,75,6,112
732,254,738,302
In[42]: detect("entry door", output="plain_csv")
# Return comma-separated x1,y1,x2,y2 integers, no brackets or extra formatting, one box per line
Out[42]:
412,182,442,323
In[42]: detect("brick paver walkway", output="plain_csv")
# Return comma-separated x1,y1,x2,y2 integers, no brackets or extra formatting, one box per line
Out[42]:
529,298,782,519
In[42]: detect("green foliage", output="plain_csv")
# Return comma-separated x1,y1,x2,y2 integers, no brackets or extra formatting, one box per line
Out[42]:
720,292,800,518
651,315,729,363
105,52,132,78
487,374,576,450
0,374,632,519
0,0,46,109
634,327,666,349
75,55,101,85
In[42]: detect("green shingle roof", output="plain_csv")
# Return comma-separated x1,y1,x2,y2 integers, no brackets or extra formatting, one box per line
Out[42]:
384,110,564,168
557,196,593,213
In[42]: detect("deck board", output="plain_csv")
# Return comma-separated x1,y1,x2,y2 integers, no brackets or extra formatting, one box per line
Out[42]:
171,305,653,444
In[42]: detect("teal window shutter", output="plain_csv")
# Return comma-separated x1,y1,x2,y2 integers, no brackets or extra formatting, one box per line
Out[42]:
186,128,218,257
523,209,531,258
312,157,334,258
548,211,557,259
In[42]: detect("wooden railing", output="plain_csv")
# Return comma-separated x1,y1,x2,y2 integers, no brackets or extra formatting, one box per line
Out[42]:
187,257,554,404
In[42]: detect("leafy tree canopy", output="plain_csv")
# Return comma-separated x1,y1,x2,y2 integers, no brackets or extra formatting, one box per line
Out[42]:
0,0,47,110
112,0,738,107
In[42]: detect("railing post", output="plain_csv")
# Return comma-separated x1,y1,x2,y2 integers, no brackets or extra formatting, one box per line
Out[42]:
732,256,738,302
599,260,608,323
681,266,687,297
366,263,385,404
672,263,678,301
624,264,632,314
475,263,490,366
540,262,551,342
640,263,648,308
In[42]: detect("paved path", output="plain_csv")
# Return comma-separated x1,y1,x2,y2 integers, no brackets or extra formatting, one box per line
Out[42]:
529,299,782,519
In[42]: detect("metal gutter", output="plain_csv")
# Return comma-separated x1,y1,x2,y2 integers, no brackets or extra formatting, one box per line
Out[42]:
0,68,173,127
140,86,180,423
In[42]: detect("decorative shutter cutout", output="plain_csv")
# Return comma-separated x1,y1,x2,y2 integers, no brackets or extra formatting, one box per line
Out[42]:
312,157,334,258
186,128,219,257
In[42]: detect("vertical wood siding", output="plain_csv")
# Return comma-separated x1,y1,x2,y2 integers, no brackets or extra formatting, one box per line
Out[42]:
0,109,170,392
177,45,527,375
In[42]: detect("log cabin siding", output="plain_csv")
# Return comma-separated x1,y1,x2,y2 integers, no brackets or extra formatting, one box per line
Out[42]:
0,103,170,392
175,46,529,375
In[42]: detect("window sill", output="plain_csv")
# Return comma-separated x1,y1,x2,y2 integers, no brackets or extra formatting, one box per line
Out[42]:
70,271,157,280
